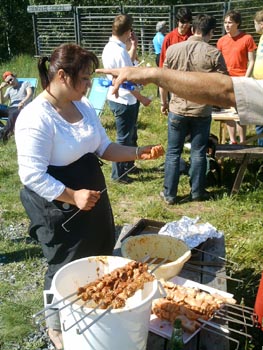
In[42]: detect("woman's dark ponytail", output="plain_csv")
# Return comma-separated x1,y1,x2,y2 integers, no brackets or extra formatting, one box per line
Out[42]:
38,56,50,90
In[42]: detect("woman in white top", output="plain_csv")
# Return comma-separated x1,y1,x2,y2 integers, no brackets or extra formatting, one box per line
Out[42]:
15,43,162,349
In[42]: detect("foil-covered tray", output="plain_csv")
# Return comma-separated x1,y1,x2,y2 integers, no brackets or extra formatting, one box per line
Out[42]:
120,217,223,250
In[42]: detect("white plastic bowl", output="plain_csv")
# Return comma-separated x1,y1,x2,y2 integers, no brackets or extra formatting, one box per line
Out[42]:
51,256,158,350
121,234,191,280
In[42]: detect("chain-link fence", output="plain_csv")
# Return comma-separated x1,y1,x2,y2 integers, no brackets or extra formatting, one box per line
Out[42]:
27,1,262,57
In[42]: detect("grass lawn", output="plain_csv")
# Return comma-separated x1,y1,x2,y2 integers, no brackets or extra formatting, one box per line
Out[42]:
0,55,263,349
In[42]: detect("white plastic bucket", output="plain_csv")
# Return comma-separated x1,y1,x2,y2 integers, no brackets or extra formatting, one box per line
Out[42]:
51,256,158,350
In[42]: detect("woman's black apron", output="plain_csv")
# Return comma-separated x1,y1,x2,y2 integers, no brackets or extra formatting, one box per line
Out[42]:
20,153,115,289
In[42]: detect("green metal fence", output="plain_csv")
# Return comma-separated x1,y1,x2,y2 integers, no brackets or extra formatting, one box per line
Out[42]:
27,1,263,57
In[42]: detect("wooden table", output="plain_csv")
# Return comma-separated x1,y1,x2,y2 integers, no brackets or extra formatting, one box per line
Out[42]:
212,108,239,144
215,144,263,195
212,108,263,194
114,220,231,350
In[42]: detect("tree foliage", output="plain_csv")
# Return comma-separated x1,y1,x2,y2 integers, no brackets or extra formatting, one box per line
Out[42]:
27,0,263,6
0,0,34,62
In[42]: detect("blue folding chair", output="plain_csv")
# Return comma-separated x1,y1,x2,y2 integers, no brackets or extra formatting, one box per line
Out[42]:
19,78,38,97
0,77,38,125
87,77,109,118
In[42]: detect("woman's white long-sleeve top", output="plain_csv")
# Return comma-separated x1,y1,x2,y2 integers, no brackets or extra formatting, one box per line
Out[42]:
15,95,111,202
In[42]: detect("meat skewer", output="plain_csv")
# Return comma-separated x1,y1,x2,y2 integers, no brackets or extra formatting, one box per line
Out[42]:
199,318,253,340
33,291,77,324
200,325,240,350
152,280,237,333
215,308,254,324
35,294,82,325
77,260,154,309
33,259,158,327
212,313,255,328
63,301,108,332
150,258,169,273
183,263,243,283
76,306,114,335
192,247,238,268
63,260,156,333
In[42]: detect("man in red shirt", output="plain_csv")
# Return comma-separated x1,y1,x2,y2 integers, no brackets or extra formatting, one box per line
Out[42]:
217,10,257,144
159,7,192,68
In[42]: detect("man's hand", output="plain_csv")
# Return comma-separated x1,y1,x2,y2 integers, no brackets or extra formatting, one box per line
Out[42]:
18,101,25,110
0,82,8,90
96,67,148,98
129,31,138,47
161,102,169,115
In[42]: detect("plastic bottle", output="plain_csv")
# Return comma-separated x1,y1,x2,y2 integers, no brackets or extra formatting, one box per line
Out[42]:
98,77,139,91
98,77,112,87
166,319,184,350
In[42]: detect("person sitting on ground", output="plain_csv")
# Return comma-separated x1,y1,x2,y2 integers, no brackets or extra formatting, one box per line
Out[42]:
0,71,33,141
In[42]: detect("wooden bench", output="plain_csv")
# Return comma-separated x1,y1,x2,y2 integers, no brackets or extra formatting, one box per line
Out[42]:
215,144,263,195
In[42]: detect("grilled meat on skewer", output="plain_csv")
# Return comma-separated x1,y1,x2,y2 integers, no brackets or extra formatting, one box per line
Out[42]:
77,261,155,309
152,280,236,333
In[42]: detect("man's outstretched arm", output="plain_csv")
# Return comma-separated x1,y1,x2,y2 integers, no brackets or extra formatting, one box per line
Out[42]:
96,67,236,108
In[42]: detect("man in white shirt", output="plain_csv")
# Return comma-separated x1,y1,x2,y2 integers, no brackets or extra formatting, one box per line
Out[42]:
102,14,150,183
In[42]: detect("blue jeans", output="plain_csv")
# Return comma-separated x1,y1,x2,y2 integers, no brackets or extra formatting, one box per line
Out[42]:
163,112,211,200
108,101,138,180
256,125,263,146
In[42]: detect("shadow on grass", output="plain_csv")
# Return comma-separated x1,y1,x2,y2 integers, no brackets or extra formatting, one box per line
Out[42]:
0,167,14,176
0,245,43,264
220,159,262,191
